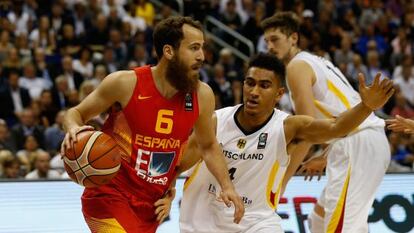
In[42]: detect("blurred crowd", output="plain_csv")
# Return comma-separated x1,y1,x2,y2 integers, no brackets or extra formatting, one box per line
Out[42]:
0,0,413,180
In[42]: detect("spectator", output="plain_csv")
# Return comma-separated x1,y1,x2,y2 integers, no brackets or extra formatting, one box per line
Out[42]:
392,55,414,81
16,135,46,173
15,34,32,64
87,13,110,52
0,30,13,63
131,44,148,67
79,80,96,101
50,2,74,35
135,0,155,26
3,47,22,70
33,48,52,83
18,62,51,99
390,92,414,119
389,132,414,169
72,2,92,38
72,47,94,79
7,0,32,36
28,15,56,53
0,120,16,152
11,108,44,150
44,110,65,153
60,55,84,90
242,1,265,47
220,0,242,32
390,27,412,67
66,89,80,108
208,63,234,108
102,47,118,73
0,70,32,125
1,157,22,179
25,151,61,179
38,90,58,127
108,29,128,66
90,65,108,87
107,7,123,29
366,50,390,85
58,24,81,56
334,35,354,66
347,54,369,86
51,75,69,110
393,62,414,106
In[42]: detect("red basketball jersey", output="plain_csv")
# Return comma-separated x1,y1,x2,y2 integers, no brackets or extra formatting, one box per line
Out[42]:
85,66,199,203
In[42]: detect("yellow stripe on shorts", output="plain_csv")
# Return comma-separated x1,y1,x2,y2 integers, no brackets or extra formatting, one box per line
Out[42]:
327,165,352,233
85,216,126,233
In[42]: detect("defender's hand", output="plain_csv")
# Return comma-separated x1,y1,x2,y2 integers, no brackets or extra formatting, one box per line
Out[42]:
60,125,94,156
386,115,414,134
359,73,394,111
298,156,327,181
154,187,176,223
219,187,245,224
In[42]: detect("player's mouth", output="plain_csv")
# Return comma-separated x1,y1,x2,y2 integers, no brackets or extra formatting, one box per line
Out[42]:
246,99,259,108
191,63,202,70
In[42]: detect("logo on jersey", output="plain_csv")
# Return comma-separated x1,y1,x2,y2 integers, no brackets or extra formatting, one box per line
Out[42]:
185,93,193,111
258,133,268,149
148,151,176,177
138,94,152,100
237,139,246,149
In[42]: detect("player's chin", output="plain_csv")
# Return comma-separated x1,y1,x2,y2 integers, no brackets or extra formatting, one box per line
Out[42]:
244,101,260,114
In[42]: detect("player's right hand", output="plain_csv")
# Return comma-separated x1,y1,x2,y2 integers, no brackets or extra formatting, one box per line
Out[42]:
298,156,327,181
219,187,245,224
358,72,394,111
60,125,94,157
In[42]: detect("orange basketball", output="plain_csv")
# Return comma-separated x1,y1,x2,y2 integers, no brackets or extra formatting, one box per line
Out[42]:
63,130,121,188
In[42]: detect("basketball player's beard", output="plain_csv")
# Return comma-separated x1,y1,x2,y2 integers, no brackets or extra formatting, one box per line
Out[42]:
166,55,199,93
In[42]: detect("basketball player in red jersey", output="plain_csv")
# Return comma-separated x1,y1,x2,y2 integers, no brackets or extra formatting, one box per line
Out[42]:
61,16,244,233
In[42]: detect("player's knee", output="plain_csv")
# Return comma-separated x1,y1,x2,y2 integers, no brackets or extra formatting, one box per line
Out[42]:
308,211,324,233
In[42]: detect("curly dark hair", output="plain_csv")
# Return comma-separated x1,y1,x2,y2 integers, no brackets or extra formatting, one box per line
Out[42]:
248,53,286,86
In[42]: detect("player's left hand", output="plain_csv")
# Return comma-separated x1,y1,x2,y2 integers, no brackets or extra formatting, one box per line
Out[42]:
220,187,245,224
154,187,176,223
298,156,327,181
359,72,394,110
386,115,414,134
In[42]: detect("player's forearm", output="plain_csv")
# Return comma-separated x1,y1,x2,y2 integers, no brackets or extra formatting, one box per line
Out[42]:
202,144,234,190
282,143,312,194
63,107,86,131
331,102,372,137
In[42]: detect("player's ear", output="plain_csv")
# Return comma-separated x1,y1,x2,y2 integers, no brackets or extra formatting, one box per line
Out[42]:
275,87,285,102
290,32,299,47
163,45,175,60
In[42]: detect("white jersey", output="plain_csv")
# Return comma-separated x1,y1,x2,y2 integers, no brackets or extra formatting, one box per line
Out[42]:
180,105,290,233
290,51,384,130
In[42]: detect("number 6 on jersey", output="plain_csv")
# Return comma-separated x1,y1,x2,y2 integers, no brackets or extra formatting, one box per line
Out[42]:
155,109,174,134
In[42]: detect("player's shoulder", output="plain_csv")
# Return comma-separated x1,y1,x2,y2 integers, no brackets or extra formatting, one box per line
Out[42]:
197,81,213,95
106,70,136,81
101,70,136,88
196,81,215,105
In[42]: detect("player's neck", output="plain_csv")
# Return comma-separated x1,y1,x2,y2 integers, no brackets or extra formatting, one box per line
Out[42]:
152,63,179,99
286,47,301,64
237,107,274,133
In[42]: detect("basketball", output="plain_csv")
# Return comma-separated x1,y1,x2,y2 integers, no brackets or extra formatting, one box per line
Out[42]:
63,130,122,188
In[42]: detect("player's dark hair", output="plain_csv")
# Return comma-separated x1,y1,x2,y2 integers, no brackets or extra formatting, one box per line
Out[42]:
248,53,286,86
261,11,300,36
153,16,203,59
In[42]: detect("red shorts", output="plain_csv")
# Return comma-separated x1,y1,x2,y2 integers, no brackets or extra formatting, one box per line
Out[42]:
82,184,159,233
